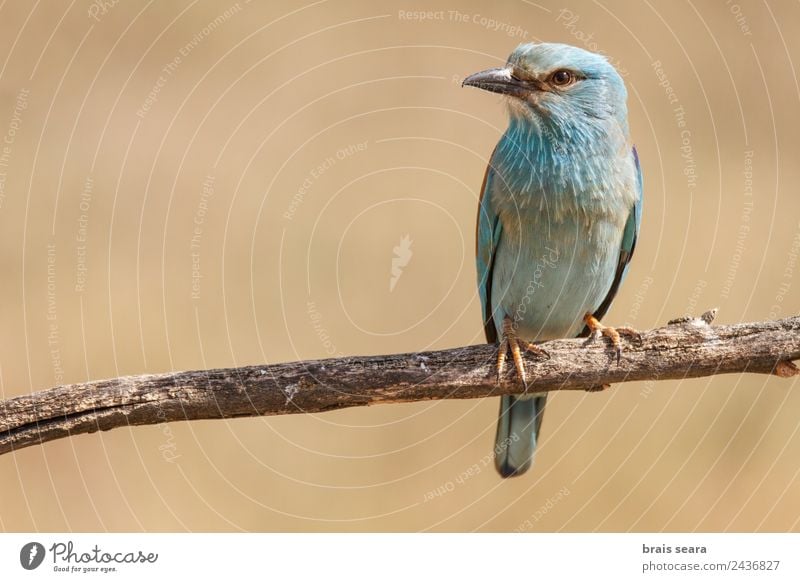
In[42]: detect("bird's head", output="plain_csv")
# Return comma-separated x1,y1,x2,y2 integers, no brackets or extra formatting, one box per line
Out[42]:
463,43,628,134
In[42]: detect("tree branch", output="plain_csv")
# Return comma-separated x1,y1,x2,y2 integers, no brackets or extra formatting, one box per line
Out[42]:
1,310,798,456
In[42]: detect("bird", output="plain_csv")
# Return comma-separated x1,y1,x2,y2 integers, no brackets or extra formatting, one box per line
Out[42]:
463,43,643,478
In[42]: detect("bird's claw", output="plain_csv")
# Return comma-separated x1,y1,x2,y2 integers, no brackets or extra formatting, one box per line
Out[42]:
583,313,639,364
524,341,551,360
495,316,549,389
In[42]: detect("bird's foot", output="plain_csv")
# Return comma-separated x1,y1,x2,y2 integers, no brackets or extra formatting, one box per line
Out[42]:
496,316,550,388
583,313,640,364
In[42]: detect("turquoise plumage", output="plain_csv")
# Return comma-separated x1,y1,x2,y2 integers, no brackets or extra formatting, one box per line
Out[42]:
465,43,642,477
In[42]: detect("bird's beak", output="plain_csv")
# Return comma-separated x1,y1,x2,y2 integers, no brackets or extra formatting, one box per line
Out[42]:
462,67,530,99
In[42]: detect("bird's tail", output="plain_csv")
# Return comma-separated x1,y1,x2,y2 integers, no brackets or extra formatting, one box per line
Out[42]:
494,394,547,478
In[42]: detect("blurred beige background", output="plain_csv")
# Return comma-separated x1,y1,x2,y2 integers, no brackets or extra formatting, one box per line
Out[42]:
1,0,799,532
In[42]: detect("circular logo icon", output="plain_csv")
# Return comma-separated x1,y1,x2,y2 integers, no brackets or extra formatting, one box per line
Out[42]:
19,542,45,570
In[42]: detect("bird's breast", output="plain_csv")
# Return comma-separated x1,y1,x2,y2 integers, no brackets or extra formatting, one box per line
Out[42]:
486,123,637,340
490,194,626,341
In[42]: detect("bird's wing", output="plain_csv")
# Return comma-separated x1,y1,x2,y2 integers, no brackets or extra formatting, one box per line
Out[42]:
589,145,644,324
476,152,503,343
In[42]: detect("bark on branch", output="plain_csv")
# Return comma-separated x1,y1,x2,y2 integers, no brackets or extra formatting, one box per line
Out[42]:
1,310,798,456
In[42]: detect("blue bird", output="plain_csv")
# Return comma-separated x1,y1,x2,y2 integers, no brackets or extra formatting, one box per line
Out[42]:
463,43,642,477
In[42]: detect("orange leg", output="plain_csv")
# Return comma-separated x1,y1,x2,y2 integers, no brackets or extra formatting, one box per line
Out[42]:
496,316,550,387
583,313,640,363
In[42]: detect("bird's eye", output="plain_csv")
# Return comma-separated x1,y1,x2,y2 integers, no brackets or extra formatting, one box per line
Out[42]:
550,70,574,86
